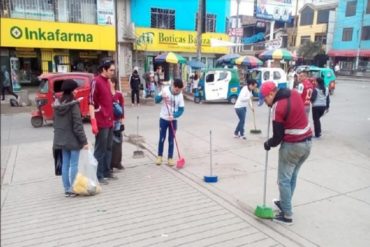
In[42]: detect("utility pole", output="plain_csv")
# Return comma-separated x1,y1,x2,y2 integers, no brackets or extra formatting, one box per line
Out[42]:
355,0,365,71
196,0,203,61
234,0,241,53
290,0,299,47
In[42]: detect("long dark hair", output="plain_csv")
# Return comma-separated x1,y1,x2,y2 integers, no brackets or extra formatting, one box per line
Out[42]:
60,92,74,103
315,77,326,94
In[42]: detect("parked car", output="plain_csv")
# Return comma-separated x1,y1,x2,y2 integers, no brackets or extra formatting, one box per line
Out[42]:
194,68,240,104
31,72,93,128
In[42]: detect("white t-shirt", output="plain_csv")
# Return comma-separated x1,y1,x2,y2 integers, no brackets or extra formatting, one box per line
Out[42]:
234,86,252,109
159,86,185,120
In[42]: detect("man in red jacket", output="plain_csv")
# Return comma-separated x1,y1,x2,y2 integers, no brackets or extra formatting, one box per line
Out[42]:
261,81,312,225
89,59,117,184
296,71,314,116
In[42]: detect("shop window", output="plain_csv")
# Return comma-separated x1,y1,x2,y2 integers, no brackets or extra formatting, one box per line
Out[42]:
367,0,370,14
10,0,55,21
345,1,357,17
151,8,175,29
316,9,330,24
342,28,353,41
195,13,217,32
300,7,313,26
361,26,370,40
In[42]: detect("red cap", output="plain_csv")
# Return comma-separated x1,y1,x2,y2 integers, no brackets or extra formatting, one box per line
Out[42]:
260,81,276,97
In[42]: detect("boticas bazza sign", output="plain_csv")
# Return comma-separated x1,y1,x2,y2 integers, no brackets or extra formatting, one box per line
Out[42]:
1,18,115,51
135,27,229,54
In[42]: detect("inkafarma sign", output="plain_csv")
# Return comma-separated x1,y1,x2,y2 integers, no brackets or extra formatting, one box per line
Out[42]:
1,18,115,51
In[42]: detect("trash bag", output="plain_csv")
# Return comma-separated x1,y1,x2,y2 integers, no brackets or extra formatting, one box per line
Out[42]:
73,148,101,196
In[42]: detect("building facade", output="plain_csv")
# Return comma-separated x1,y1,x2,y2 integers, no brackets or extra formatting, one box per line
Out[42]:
130,0,231,76
0,0,116,85
329,0,370,74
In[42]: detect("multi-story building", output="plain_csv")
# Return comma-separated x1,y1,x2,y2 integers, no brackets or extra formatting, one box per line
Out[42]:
130,0,231,77
0,0,116,85
295,2,337,52
328,0,370,74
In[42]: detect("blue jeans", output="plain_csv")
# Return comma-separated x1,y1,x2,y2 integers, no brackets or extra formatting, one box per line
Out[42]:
62,149,80,193
94,127,113,180
278,140,312,217
158,118,177,159
234,107,247,137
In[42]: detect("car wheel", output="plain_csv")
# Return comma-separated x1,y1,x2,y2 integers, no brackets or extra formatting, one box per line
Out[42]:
31,116,43,128
229,95,237,104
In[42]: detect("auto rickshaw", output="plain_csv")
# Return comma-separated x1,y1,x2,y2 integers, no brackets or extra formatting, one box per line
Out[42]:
193,68,240,104
31,72,93,127
247,67,288,97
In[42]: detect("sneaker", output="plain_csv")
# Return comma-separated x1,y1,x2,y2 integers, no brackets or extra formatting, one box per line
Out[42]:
233,134,239,138
68,192,77,197
240,136,247,140
64,192,70,197
98,178,109,185
155,156,162,166
273,212,293,225
167,158,175,166
273,199,283,212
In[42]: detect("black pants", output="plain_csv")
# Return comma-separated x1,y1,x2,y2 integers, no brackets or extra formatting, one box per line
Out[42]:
312,106,326,137
111,141,123,169
94,127,113,179
131,89,140,104
2,86,18,100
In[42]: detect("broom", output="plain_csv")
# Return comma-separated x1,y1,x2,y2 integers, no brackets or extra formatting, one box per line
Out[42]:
254,108,274,219
250,99,261,134
164,96,185,169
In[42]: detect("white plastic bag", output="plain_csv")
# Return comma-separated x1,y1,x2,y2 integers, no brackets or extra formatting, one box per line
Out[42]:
73,148,101,196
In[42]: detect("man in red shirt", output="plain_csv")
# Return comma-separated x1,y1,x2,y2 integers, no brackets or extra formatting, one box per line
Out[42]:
89,60,117,184
296,71,314,116
261,81,312,225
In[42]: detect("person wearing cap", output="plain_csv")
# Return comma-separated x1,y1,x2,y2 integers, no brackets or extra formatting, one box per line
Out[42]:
296,70,314,116
233,79,257,139
53,79,88,197
89,60,117,185
260,81,312,225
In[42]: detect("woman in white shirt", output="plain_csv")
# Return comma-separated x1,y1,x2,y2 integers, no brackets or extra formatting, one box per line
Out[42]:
234,79,257,139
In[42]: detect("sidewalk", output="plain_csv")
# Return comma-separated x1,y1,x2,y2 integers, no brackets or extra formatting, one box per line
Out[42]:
1,138,309,247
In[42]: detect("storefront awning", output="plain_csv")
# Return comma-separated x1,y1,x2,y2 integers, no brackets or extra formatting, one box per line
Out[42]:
328,49,370,58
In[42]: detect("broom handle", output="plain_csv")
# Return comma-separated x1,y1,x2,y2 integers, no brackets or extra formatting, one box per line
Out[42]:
164,97,181,158
136,116,139,151
210,130,213,176
263,108,271,206
252,108,257,130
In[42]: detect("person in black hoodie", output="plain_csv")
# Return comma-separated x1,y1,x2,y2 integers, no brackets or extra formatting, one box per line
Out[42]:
53,79,88,197
130,69,141,106
311,77,330,138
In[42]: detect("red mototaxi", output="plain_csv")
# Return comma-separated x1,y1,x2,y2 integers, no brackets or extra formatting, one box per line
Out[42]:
31,72,93,127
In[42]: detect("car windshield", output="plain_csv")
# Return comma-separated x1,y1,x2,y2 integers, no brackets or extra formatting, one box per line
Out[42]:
39,79,48,93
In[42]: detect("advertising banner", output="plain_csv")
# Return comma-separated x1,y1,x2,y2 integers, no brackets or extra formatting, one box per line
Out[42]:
0,18,115,51
255,0,292,22
97,0,115,25
135,28,229,54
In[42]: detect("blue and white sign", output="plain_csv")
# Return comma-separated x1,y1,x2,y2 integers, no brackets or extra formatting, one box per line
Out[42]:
255,0,292,22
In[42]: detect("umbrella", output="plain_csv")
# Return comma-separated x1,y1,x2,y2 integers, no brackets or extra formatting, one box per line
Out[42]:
154,52,186,64
232,56,263,68
187,60,205,69
216,54,240,64
258,49,296,61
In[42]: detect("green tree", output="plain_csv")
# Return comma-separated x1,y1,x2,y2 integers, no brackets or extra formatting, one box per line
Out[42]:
298,40,325,60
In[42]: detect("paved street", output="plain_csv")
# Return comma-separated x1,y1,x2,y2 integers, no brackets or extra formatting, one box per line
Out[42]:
1,77,370,246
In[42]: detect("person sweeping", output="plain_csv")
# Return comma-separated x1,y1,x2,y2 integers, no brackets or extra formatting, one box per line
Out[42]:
233,79,257,139
155,79,185,166
260,81,312,225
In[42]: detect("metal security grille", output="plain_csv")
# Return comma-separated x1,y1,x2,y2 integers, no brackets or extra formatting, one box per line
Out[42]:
151,8,175,29
195,13,217,32
9,0,54,20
